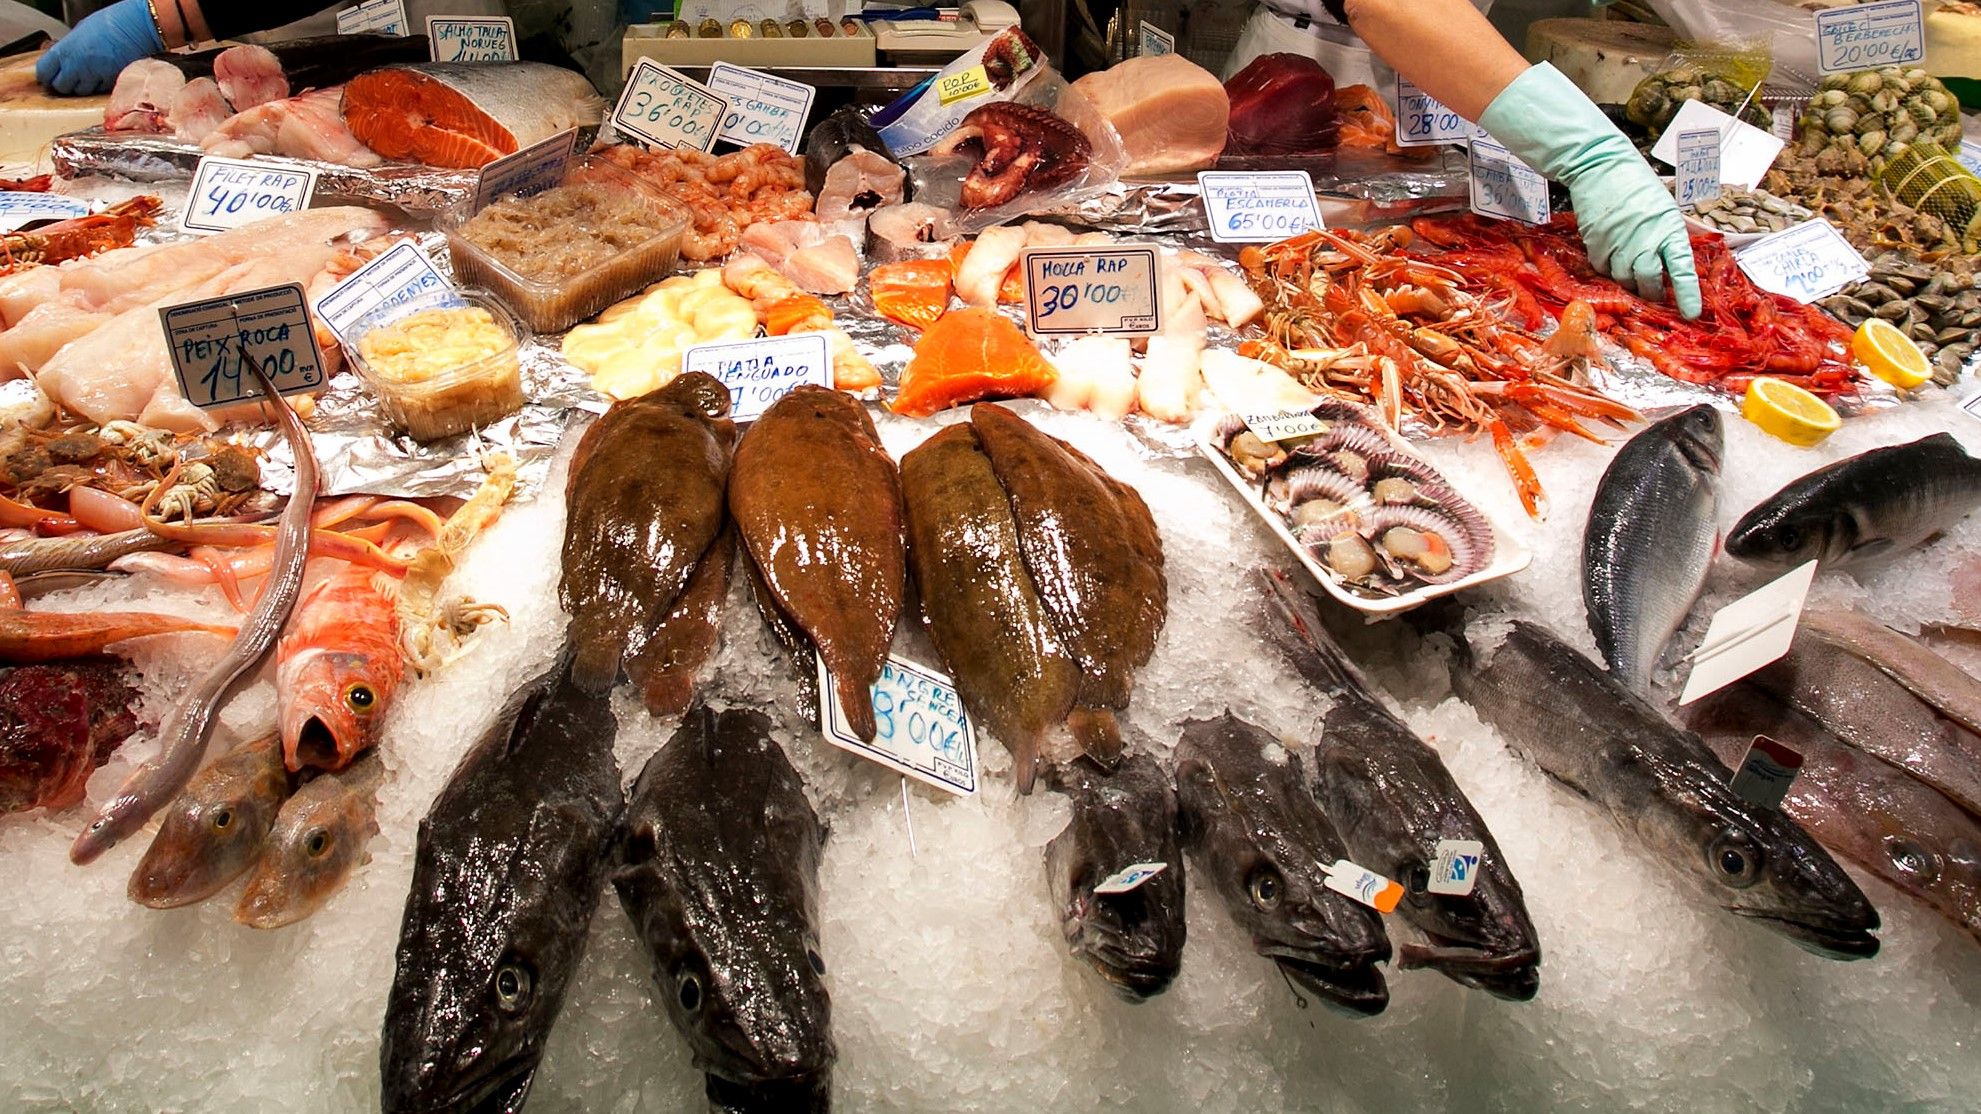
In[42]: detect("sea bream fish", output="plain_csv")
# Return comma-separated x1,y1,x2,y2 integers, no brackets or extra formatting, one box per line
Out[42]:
127,734,290,909
1175,714,1391,1015
1726,433,1981,570
1260,570,1540,1000
1582,405,1723,690
234,751,385,929
1043,754,1187,1000
1448,620,1881,959
380,662,621,1114
613,702,834,1107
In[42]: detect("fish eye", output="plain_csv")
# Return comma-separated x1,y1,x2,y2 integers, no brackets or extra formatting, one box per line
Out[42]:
1708,832,1763,888
1246,867,1283,909
305,829,331,857
678,971,704,1014
807,949,826,976
494,963,533,1013
1774,525,1802,551
1406,864,1430,894
1886,838,1938,882
210,808,232,831
345,683,376,712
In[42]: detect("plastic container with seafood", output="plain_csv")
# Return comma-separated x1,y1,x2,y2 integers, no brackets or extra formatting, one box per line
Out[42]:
347,288,528,441
1196,403,1530,616
444,153,691,333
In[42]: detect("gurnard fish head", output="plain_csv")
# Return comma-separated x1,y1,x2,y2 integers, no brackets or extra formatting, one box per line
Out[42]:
1043,756,1187,1001
1692,801,1883,960
128,735,289,909
234,753,383,929
278,646,398,774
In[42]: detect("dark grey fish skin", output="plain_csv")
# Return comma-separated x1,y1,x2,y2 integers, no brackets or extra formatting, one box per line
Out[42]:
1726,433,1981,570
380,662,622,1114
613,703,834,1102
803,106,892,194
1174,714,1391,1016
1449,620,1881,961
1042,754,1187,1001
1582,405,1722,690
1259,569,1540,1001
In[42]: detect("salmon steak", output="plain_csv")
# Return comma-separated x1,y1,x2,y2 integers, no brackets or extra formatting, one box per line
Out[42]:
868,258,953,332
893,308,1057,418
341,63,605,169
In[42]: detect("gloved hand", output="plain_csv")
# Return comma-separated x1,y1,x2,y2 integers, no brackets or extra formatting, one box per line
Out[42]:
1478,62,1702,319
36,0,164,96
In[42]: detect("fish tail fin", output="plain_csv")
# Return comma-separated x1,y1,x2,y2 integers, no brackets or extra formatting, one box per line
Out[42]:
1011,735,1040,795
838,671,877,742
566,617,622,694
1256,567,1365,697
1067,707,1122,770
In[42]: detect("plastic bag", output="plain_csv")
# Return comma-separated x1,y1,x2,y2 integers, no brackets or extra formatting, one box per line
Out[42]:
1639,0,1819,79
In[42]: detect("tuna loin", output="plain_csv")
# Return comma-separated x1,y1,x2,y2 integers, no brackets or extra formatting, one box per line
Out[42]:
1069,53,1229,176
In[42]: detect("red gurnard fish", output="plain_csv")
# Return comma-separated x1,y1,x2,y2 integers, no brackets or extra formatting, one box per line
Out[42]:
276,560,402,774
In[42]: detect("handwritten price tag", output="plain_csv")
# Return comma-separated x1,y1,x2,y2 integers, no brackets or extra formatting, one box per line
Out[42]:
1816,0,1924,75
161,283,327,410
312,242,460,346
681,333,831,423
426,15,516,62
1240,408,1326,442
1651,100,1784,190
1138,20,1174,56
1197,171,1324,244
1467,136,1549,225
336,0,407,36
705,62,816,155
820,654,980,797
1020,246,1161,336
936,64,992,107
179,156,318,235
612,59,725,153
474,128,578,210
1733,220,1868,303
0,191,89,232
1674,127,1722,208
1393,76,1470,148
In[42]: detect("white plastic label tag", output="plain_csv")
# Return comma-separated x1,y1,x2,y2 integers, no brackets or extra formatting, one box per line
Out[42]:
1733,220,1869,304
1772,104,1797,142
681,333,832,423
1678,560,1819,705
1959,140,1981,178
336,0,408,35
1393,77,1470,147
1467,136,1549,225
179,156,317,235
1428,839,1485,896
1197,171,1324,244
613,59,725,153
1020,246,1161,336
1673,127,1722,209
162,283,327,410
1650,100,1783,191
1239,408,1326,442
1815,0,1924,75
313,241,460,346
819,654,979,797
706,62,816,154
1322,859,1404,913
1138,21,1173,56
0,191,89,231
427,15,517,62
1728,735,1804,809
1094,862,1168,895
474,129,578,210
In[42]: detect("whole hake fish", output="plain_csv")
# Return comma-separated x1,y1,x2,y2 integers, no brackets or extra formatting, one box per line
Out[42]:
1726,433,1981,569
1450,620,1881,959
1797,609,1981,738
1260,569,1540,1000
127,733,289,909
234,751,384,929
1583,405,1722,690
380,662,621,1114
730,386,905,743
1043,754,1187,1000
613,702,834,1104
1687,685,1981,946
900,423,1079,792
1175,714,1391,1015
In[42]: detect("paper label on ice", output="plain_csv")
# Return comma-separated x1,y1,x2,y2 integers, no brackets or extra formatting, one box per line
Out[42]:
1673,127,1722,208
613,60,725,153
681,333,831,423
1467,136,1549,225
179,156,318,235
162,283,327,410
1393,77,1470,147
1323,859,1404,913
1959,140,1981,178
1649,101,1782,191
1137,20,1174,56
819,654,979,797
1815,0,1923,75
312,242,460,346
1728,735,1804,809
1678,560,1819,705
706,62,816,155
1239,408,1326,442
427,15,516,62
1094,862,1168,895
336,0,408,35
1197,171,1323,244
1428,839,1485,896
1733,220,1868,304
474,129,578,210
1021,246,1161,336
0,191,89,232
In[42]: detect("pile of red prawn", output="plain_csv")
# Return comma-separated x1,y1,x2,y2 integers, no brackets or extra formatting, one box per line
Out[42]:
1409,215,1859,397
595,142,814,262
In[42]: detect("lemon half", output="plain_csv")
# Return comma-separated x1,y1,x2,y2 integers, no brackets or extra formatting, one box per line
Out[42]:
1851,318,1932,390
1742,377,1841,447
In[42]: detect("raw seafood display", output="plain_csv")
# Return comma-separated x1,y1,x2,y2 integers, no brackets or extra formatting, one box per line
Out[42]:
562,271,758,400
1043,754,1187,1000
126,733,287,908
342,63,605,168
1223,53,1339,158
931,102,1094,210
233,750,384,929
1726,433,1981,569
804,106,905,226
1796,67,1965,169
350,301,525,440
1068,53,1228,176
1623,64,1769,143
597,142,814,262
0,195,159,275
894,307,1058,417
0,661,136,814
1819,253,1979,384
200,86,380,167
1683,186,1812,237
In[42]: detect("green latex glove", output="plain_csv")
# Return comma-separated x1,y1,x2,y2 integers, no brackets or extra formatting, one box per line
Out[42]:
1479,62,1702,319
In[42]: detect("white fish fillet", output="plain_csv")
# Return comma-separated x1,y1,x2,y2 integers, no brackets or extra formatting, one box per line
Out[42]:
1199,349,1320,415
740,221,860,295
58,206,386,309
204,87,382,168
213,45,288,111
104,60,185,133
1053,336,1136,419
956,225,1027,307
814,148,904,225
169,78,235,143
1137,334,1205,422
0,268,63,329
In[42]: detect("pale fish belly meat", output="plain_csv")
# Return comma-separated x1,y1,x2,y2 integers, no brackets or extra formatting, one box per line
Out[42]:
104,59,185,133
211,44,288,112
342,63,606,169
1068,53,1229,176
169,78,234,143
204,87,382,168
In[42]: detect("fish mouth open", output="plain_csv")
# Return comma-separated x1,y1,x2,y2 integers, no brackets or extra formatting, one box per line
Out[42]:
1078,935,1181,1001
294,716,341,772
1730,911,1880,961
1260,947,1389,1016
386,1058,536,1114
1397,938,1540,1001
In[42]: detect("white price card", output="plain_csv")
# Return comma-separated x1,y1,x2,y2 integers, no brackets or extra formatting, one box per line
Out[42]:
179,156,318,235
0,191,89,231
1467,136,1549,225
1772,104,1798,143
1197,171,1324,244
1960,140,1981,178
426,15,516,62
161,283,328,410
474,129,578,210
820,654,980,797
1393,76,1471,147
1020,246,1161,336
312,241,460,346
1239,408,1326,443
1673,127,1722,208
337,0,408,35
1137,20,1174,56
1650,100,1783,191
681,333,832,423
1428,839,1485,897
1678,560,1819,706
1322,860,1404,913
1094,862,1169,895
705,62,816,155
613,59,725,153
1728,735,1804,809
1816,0,1924,75
1733,220,1868,304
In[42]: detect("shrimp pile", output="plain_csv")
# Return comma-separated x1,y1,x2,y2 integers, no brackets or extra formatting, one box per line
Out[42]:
596,142,814,261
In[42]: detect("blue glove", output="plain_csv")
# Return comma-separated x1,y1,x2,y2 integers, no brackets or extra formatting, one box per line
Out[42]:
37,0,165,97
1479,63,1702,319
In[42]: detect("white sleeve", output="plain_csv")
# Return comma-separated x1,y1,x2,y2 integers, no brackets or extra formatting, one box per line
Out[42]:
1258,0,1342,25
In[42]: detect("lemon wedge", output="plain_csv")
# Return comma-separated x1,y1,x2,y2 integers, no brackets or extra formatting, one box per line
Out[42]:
1851,318,1933,390
1742,377,1841,447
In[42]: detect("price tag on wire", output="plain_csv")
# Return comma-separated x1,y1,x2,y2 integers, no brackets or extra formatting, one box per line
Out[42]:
312,241,461,346
1020,245,1161,336
1733,220,1868,303
161,284,327,411
819,654,979,797
1197,171,1324,244
612,59,725,153
681,332,831,422
705,61,816,154
1815,0,1924,75
1393,76,1470,148
1673,127,1722,208
336,0,408,36
179,155,318,235
1467,135,1549,225
426,15,517,62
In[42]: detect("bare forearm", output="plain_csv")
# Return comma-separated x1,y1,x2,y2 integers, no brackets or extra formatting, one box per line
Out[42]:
1341,0,1530,121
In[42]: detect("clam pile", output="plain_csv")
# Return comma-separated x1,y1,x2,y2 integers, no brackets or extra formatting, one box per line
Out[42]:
1686,187,1811,236
1821,253,1981,384
1216,403,1495,596
1624,65,1770,143
1796,67,1964,169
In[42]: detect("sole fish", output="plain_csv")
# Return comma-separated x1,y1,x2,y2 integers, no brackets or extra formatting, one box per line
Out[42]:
128,734,289,909
1043,754,1187,1000
624,527,735,719
1727,432,1981,570
342,62,606,168
235,751,385,929
1582,405,1722,690
1449,620,1881,960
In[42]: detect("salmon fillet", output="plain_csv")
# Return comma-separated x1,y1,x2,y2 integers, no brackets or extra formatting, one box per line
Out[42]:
341,63,605,169
894,308,1056,417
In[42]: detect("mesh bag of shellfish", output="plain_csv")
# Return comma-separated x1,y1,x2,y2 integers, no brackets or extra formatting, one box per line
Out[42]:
1623,46,1773,144
1876,142,1981,255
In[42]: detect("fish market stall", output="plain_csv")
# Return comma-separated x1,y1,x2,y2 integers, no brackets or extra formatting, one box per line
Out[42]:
0,19,1979,1114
